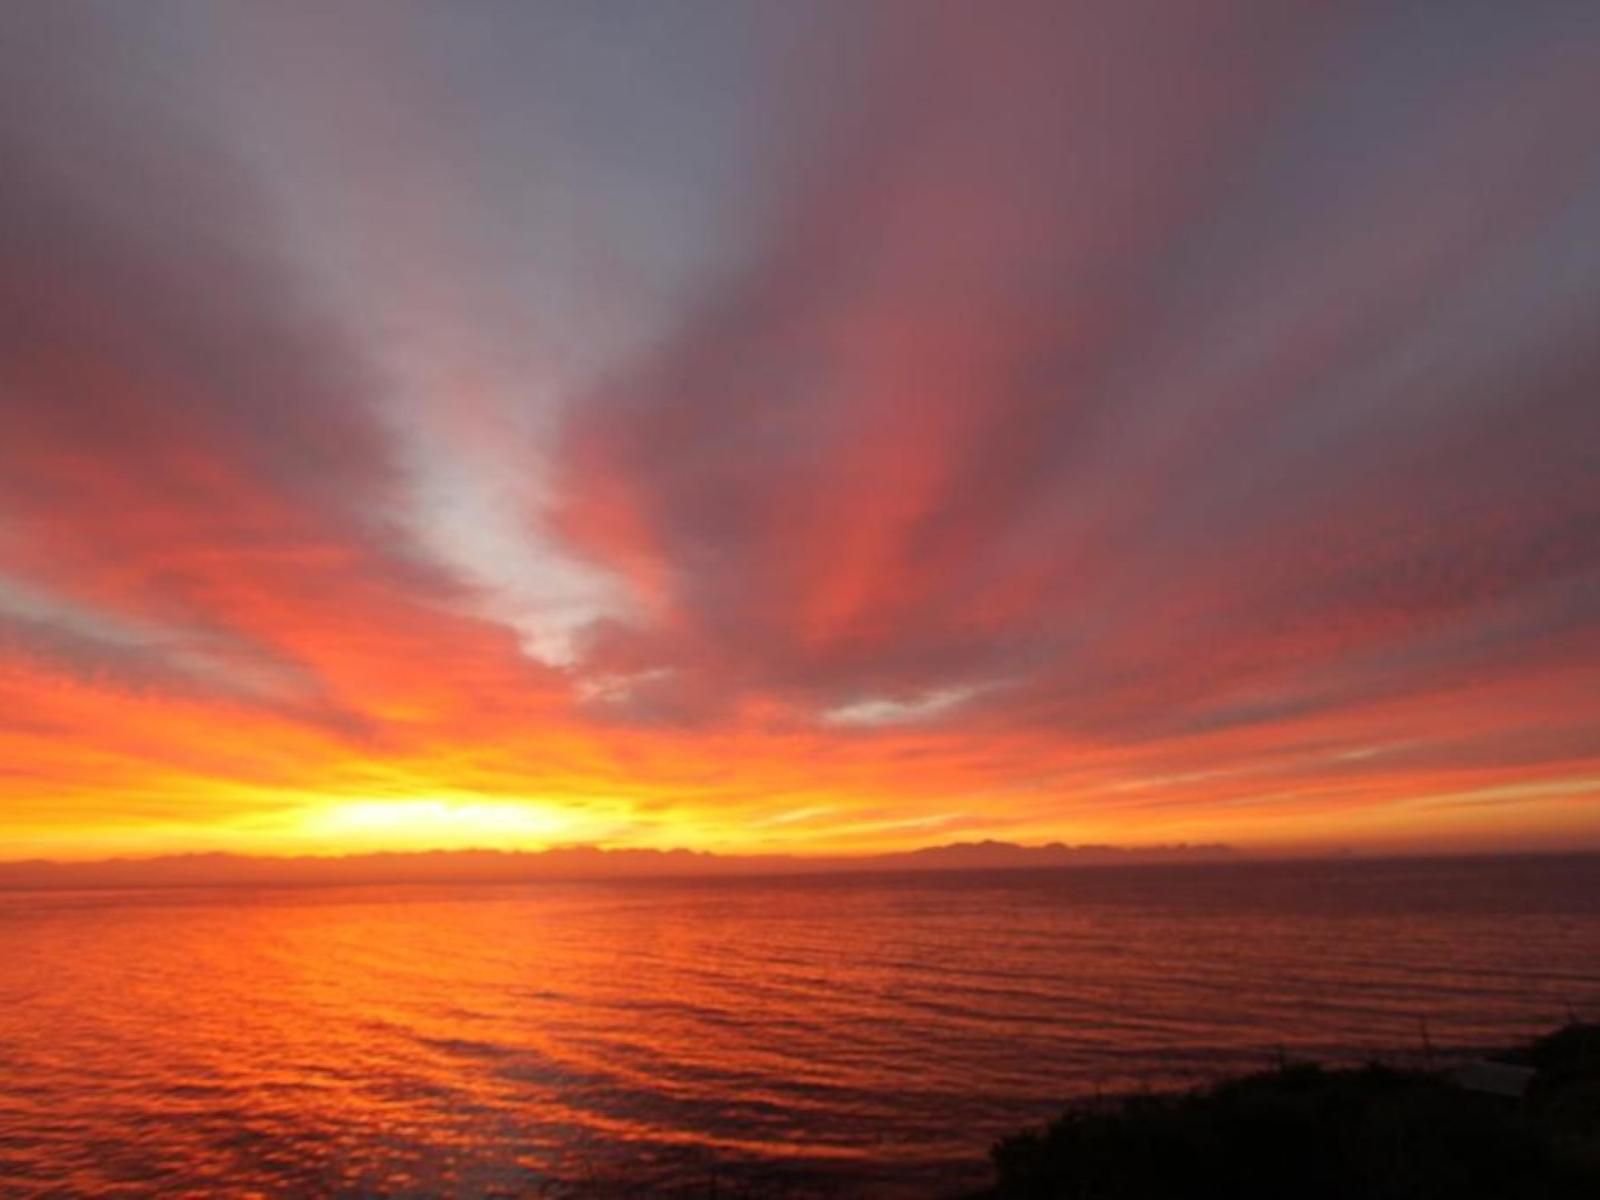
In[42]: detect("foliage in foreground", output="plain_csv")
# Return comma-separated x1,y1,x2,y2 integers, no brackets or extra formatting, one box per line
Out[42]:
986,1024,1600,1200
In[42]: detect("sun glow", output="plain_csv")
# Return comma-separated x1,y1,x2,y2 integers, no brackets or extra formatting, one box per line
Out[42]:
2,2,1598,866
300,798,590,852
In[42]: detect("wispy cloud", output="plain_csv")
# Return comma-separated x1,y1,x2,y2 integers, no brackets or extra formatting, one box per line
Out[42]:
2,1,1597,858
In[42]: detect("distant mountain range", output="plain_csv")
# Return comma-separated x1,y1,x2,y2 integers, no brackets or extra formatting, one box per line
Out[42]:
0,840,1235,891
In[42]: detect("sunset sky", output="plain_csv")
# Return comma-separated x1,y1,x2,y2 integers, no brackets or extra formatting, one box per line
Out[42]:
2,1,1597,862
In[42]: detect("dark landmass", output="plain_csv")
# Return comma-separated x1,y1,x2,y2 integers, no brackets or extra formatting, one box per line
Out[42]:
0,839,1235,891
980,1022,1600,1199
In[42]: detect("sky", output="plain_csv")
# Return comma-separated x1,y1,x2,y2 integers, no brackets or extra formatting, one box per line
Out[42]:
1,0,1597,862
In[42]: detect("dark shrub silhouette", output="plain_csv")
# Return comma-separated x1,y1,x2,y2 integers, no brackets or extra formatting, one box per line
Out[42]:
986,1025,1600,1199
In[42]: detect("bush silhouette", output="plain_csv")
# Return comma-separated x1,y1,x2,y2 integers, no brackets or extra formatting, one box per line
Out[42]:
986,1025,1600,1199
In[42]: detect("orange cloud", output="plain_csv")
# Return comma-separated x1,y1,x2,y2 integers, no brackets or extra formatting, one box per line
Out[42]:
1,2,1598,862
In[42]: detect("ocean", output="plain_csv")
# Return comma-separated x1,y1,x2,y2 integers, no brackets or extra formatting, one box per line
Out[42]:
2,854,1598,1196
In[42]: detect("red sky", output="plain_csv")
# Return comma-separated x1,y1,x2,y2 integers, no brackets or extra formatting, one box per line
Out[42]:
2,1,1598,861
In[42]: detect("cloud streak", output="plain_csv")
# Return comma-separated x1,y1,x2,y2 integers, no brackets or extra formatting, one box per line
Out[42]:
1,1,1597,858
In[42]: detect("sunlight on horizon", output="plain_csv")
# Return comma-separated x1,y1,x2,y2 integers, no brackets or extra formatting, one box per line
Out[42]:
299,797,585,850
0,0,1596,863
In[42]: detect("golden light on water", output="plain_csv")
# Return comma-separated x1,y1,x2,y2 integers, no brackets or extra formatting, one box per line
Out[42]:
4,5,1600,1198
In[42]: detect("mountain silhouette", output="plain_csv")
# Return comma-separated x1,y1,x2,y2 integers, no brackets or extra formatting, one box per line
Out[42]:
0,840,1235,890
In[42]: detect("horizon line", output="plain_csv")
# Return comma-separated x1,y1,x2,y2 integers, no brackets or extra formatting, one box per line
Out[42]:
4,842,1598,893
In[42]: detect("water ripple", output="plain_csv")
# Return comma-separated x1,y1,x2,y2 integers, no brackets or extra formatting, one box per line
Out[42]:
3,855,1599,1196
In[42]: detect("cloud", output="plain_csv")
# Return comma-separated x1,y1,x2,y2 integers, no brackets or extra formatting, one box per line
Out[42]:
553,3,1600,739
1,1,1598,856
